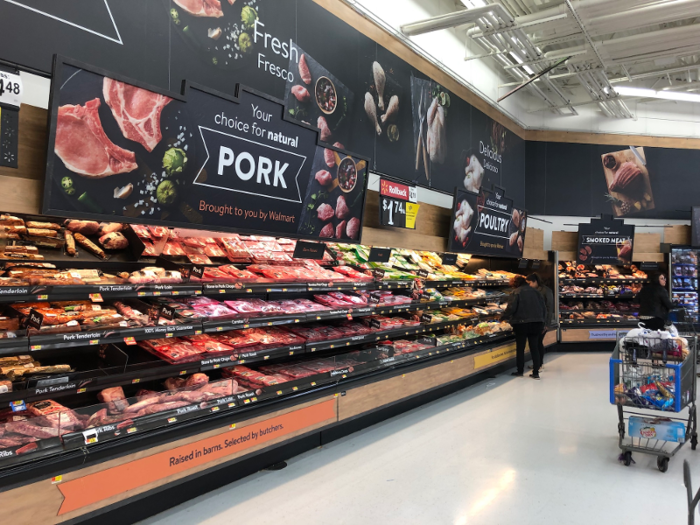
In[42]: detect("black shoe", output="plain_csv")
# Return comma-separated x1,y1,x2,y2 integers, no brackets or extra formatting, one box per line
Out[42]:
528,365,544,371
530,373,541,380
511,372,523,377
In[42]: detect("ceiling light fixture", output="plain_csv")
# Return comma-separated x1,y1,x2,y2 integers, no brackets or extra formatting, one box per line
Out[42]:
615,86,700,103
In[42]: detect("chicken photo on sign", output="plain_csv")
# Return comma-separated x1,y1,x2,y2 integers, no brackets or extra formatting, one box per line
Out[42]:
48,63,190,222
410,77,448,187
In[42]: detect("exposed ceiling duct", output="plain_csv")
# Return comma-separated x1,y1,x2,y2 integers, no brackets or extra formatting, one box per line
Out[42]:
397,0,700,119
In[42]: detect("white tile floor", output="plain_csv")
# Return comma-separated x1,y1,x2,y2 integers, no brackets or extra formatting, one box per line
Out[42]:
140,352,695,525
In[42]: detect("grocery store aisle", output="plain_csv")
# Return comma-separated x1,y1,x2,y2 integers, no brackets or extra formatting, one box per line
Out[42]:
140,353,691,525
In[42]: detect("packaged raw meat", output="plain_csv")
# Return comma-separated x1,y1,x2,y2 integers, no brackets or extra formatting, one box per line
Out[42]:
163,241,185,257
204,244,226,258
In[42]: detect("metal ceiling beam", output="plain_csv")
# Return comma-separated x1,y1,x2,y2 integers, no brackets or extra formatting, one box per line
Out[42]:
400,5,512,37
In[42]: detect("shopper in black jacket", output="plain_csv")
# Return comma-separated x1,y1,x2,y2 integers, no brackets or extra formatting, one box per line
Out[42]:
526,273,555,371
637,272,673,330
502,275,547,379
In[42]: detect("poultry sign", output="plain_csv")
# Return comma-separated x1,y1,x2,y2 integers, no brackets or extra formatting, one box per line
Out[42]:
448,186,527,259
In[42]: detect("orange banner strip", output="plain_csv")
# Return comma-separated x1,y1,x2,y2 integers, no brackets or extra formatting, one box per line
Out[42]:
57,399,336,515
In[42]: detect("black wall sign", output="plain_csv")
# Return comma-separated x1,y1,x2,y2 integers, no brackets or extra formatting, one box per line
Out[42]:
448,186,527,259
526,141,700,220
0,1,526,209
577,215,635,265
440,253,458,266
27,309,44,329
640,262,659,271
42,57,369,243
369,247,392,263
293,240,326,260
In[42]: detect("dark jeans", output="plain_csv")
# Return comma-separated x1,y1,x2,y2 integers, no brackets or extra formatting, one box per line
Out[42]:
513,322,544,374
538,329,546,366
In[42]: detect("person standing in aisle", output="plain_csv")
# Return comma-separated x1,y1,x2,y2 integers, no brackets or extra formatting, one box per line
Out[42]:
526,273,554,372
501,275,547,380
637,272,673,330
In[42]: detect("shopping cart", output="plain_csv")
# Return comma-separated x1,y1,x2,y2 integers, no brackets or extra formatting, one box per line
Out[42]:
610,310,697,472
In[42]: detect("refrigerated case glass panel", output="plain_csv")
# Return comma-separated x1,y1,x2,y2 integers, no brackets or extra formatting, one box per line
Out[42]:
671,248,699,322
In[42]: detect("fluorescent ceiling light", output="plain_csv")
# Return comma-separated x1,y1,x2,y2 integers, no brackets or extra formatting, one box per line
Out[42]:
462,0,487,6
615,85,700,103
509,52,535,76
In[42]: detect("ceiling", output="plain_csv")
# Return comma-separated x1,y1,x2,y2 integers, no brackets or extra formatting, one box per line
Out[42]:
401,0,700,119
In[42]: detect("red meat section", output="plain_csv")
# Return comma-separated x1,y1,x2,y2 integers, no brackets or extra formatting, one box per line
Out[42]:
55,99,138,178
103,78,172,152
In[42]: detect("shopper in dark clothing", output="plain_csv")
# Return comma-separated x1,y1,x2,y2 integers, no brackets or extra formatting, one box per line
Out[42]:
526,273,555,370
502,275,547,380
637,272,673,330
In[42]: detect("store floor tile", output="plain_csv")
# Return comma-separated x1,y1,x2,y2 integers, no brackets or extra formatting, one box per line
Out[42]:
139,352,690,525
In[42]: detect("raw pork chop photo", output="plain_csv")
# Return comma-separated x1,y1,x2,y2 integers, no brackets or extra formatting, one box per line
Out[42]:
173,0,223,18
55,99,138,178
103,78,172,152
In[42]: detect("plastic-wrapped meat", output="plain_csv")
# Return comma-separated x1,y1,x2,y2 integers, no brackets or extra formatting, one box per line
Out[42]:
142,242,158,257
164,377,186,391
97,387,129,413
333,266,371,281
5,421,59,439
275,365,317,380
204,244,226,258
151,343,206,363
130,224,152,239
181,237,208,248
163,242,185,256
29,400,82,430
194,303,237,318
185,373,209,388
328,292,367,305
135,389,159,401
300,360,337,374
222,330,262,348
148,226,169,239
123,396,162,414
186,252,213,265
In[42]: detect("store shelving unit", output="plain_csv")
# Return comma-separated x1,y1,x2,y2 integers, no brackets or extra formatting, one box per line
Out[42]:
0,271,520,471
557,262,652,343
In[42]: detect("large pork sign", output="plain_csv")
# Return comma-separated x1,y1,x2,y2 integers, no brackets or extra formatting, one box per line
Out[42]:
43,56,370,241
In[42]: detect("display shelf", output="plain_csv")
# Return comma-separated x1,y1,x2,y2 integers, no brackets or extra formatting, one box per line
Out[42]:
559,319,638,326
0,278,511,306
559,278,648,285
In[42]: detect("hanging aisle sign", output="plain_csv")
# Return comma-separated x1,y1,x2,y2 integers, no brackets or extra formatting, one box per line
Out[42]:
42,56,370,243
577,214,635,265
447,186,527,258
379,178,419,229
